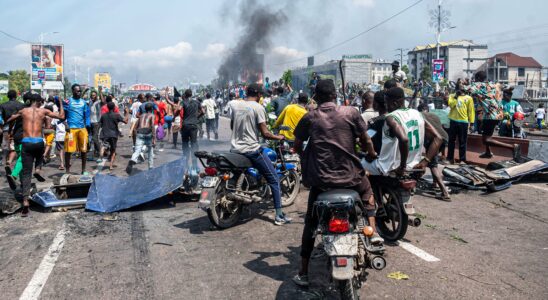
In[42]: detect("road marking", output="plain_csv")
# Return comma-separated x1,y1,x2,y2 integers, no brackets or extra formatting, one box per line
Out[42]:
19,223,67,300
398,241,440,262
520,183,548,193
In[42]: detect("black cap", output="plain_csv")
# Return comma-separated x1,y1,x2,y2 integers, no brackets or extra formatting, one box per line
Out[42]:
391,60,400,67
503,86,514,94
385,87,405,101
246,83,262,97
314,79,336,97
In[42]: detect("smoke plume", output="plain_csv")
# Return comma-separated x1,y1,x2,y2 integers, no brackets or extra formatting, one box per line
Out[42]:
217,0,287,85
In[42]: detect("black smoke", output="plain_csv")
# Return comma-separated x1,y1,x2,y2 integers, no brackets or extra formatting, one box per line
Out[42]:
217,0,287,85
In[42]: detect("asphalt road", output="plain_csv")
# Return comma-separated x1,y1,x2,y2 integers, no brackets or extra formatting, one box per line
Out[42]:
1,117,547,300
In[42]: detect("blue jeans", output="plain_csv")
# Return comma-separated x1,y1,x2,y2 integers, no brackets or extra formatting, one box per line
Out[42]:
538,118,543,130
131,133,154,169
242,148,282,209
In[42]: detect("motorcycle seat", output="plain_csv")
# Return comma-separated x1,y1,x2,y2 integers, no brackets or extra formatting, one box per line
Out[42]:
315,189,359,209
213,152,253,168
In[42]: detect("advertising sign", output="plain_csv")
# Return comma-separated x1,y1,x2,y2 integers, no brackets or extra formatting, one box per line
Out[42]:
128,84,158,92
31,44,64,90
432,59,445,83
94,73,112,90
0,80,8,94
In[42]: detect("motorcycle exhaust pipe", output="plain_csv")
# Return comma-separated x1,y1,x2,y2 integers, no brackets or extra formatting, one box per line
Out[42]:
370,256,386,270
409,216,421,227
226,192,262,204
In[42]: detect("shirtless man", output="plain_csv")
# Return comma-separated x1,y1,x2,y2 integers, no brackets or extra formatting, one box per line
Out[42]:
126,102,156,174
6,94,65,216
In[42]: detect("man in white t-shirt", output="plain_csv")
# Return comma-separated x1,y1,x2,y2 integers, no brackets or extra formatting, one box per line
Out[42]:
129,94,143,146
363,87,442,176
535,103,546,130
391,60,407,86
361,91,378,123
201,93,218,140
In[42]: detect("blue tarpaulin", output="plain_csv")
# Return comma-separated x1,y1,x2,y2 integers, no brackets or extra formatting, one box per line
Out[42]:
86,158,186,212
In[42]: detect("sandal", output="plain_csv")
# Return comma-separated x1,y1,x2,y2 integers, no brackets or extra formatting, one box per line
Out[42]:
436,192,452,202
21,206,29,217
58,166,65,170
33,172,46,182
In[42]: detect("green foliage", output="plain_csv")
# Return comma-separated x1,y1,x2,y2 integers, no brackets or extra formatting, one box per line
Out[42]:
0,73,9,80
281,69,292,86
401,65,410,75
63,77,72,99
8,70,30,94
420,65,433,83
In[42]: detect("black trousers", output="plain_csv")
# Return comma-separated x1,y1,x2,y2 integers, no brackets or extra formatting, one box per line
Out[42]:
91,123,101,156
447,120,468,162
21,141,45,197
300,177,373,259
181,125,198,167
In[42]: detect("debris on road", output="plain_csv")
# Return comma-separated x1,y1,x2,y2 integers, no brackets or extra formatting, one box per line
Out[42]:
86,158,186,213
387,271,409,280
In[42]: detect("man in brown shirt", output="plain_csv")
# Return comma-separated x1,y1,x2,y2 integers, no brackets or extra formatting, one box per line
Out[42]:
291,79,382,287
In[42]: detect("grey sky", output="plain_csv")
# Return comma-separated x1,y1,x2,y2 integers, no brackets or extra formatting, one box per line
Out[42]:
0,0,546,87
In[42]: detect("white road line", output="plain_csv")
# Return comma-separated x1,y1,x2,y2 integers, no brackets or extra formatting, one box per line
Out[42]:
398,241,440,262
19,223,68,300
520,183,548,193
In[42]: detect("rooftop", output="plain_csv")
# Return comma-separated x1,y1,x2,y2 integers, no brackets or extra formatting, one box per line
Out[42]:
410,40,486,51
488,52,542,68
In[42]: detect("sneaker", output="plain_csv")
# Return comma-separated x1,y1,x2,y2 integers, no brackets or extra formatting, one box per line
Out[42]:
274,214,292,225
96,158,103,163
292,274,309,287
479,152,493,159
126,161,135,175
370,232,384,244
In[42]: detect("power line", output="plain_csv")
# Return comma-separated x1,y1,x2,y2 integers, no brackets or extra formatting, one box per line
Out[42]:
0,30,35,44
273,0,424,66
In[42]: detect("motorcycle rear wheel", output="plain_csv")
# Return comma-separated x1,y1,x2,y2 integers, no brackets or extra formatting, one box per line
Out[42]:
280,170,300,207
207,185,242,229
337,279,360,300
374,186,408,242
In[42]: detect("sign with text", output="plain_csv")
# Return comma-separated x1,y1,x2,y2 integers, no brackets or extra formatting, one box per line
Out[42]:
94,73,112,90
31,44,64,90
432,59,445,83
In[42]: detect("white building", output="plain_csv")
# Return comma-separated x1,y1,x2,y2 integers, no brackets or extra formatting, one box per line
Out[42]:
407,40,488,82
370,59,393,83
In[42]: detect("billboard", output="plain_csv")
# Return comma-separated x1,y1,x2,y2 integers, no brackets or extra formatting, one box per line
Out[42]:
94,73,112,90
0,80,8,94
31,44,64,90
432,59,445,83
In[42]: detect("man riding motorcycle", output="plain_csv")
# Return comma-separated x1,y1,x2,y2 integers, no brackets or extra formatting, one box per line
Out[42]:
362,87,442,176
272,92,308,144
227,83,291,225
291,79,382,287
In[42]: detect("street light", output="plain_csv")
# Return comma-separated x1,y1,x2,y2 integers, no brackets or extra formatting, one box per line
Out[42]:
38,31,59,96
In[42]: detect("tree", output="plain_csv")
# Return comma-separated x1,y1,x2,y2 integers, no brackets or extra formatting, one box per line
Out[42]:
63,76,72,99
401,65,410,76
8,70,30,94
420,65,432,83
281,69,292,86
0,73,8,80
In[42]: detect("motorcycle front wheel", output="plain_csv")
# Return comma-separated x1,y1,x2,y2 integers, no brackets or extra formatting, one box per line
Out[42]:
280,170,300,207
337,279,360,300
374,186,408,242
207,184,242,229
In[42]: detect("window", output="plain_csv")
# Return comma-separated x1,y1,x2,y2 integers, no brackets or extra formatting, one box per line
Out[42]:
518,81,525,86
518,68,525,77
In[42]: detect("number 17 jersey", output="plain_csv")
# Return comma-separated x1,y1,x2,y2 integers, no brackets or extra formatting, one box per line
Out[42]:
377,108,425,175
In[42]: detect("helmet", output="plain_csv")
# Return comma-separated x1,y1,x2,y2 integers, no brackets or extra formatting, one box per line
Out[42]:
262,148,277,163
513,111,525,120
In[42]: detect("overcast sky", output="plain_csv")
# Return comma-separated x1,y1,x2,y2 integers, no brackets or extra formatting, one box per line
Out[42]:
1,0,546,87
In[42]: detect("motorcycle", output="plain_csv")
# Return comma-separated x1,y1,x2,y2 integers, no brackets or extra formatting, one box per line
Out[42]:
312,189,386,300
195,142,301,229
369,171,422,242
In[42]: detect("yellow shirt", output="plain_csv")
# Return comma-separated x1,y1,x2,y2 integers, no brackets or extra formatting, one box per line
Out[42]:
273,104,307,141
448,94,475,124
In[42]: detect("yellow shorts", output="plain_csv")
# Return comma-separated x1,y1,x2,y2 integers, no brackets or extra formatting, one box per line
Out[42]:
45,133,55,146
64,128,88,153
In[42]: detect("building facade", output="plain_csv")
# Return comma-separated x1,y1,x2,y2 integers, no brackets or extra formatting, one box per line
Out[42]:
407,40,488,82
291,55,394,92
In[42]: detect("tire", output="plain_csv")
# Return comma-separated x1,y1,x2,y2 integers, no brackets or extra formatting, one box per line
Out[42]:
206,184,242,229
374,186,408,242
280,170,300,207
338,279,360,300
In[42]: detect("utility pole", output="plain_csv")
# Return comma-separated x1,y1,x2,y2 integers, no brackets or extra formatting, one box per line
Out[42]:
395,48,407,65
436,0,441,60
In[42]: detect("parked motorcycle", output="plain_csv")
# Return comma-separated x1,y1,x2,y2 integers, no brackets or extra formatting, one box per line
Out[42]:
312,189,386,299
369,171,422,242
195,142,300,229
